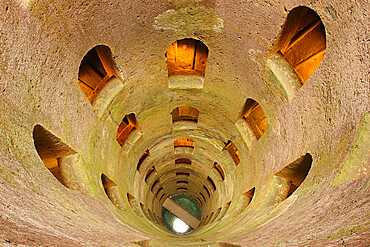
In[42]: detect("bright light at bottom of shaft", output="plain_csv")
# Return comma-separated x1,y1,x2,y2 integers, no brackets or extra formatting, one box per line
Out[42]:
172,218,189,233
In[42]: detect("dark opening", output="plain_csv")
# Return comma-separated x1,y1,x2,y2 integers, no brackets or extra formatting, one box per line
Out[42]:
275,153,313,198
240,99,267,140
274,6,326,84
224,140,240,165
78,45,120,103
171,106,200,123
174,138,195,148
199,192,206,202
203,185,211,197
151,179,160,192
33,125,76,187
116,113,139,146
207,176,216,191
145,166,156,183
176,180,189,185
175,158,192,166
213,162,225,181
176,171,190,177
137,150,150,171
156,187,164,197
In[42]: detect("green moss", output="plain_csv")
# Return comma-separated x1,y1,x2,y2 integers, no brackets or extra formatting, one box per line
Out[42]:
154,7,223,34
328,223,369,239
333,113,370,186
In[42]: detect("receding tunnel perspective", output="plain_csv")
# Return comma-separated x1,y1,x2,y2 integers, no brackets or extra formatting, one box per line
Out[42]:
2,1,368,247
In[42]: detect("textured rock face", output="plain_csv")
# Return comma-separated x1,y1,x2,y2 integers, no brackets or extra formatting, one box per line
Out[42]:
0,0,369,246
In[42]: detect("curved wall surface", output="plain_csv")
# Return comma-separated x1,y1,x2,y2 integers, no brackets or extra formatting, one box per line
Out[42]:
0,0,369,246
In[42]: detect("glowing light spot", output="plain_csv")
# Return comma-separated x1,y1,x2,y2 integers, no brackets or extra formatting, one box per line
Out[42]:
173,218,189,233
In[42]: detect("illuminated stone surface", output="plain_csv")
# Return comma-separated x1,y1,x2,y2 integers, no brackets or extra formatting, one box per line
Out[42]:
0,1,368,246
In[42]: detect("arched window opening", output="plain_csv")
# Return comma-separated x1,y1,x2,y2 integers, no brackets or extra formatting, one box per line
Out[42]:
100,174,128,211
174,138,195,149
203,185,211,197
159,193,166,203
145,166,156,183
33,125,76,187
175,158,192,166
140,203,150,220
207,176,216,191
148,208,156,223
202,215,209,225
219,201,231,219
205,212,214,225
176,180,189,186
156,187,164,197
176,171,190,177
172,106,200,123
243,187,255,209
166,38,208,77
240,99,267,140
137,150,150,171
196,198,202,206
213,162,225,181
127,193,142,216
266,7,326,100
213,207,222,222
275,153,312,198
151,179,160,192
101,173,117,191
127,192,135,201
78,45,121,103
199,192,206,202
224,140,240,165
116,113,140,146
275,7,326,84
177,187,188,192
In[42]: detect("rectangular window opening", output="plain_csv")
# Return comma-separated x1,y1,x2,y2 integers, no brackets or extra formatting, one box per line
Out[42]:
176,171,190,177
174,138,195,149
176,180,189,185
175,158,192,166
